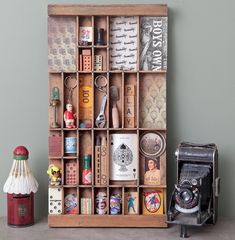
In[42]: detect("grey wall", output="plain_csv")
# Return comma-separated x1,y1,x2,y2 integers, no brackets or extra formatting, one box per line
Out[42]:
0,0,234,218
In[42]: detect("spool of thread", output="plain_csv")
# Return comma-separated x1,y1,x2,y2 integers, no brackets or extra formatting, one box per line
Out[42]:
65,137,77,154
110,194,122,215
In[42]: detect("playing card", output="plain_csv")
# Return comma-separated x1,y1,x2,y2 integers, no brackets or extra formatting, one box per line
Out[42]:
110,134,138,181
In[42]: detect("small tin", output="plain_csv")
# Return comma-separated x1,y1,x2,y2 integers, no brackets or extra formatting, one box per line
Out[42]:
81,198,92,215
95,192,107,215
8,193,34,227
64,193,78,214
110,194,122,215
65,137,77,154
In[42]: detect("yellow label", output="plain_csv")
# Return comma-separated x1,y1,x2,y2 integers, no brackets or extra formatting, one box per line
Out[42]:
142,189,164,215
79,86,92,108
79,85,92,120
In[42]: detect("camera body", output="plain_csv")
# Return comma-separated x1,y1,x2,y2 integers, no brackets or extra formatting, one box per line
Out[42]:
168,142,220,226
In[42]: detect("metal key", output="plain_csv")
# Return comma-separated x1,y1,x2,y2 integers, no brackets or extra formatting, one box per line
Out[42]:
95,95,107,128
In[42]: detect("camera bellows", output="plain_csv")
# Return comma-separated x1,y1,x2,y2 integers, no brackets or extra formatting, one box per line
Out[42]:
175,163,212,214
179,163,212,190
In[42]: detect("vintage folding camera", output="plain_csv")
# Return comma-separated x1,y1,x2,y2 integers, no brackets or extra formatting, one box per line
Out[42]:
167,142,220,237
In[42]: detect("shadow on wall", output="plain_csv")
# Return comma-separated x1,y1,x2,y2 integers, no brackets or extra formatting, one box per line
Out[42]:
166,7,178,204
34,152,48,219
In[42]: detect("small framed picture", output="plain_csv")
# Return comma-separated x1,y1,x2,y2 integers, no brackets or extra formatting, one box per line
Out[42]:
144,157,161,185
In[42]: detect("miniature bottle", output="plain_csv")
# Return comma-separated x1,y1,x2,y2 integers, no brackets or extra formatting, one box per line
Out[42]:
82,154,92,185
96,28,104,45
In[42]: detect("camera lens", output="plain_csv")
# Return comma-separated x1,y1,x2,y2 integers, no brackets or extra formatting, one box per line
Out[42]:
180,189,192,203
175,186,199,211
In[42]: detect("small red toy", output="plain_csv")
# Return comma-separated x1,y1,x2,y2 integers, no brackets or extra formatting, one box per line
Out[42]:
64,103,76,128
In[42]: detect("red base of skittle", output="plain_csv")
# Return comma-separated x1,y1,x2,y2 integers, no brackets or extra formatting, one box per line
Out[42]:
7,193,34,227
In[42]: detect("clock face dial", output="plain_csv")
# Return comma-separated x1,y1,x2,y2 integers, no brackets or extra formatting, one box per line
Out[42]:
140,132,166,157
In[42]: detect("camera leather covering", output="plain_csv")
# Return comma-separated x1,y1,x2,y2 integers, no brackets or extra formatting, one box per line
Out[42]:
176,142,217,162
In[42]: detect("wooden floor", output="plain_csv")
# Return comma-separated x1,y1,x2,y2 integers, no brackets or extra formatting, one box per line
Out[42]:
0,216,234,240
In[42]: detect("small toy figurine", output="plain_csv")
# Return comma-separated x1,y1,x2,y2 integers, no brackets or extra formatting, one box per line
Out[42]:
64,103,76,128
47,164,62,186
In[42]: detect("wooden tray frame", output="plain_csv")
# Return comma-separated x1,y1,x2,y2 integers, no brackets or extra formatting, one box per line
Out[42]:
48,4,168,228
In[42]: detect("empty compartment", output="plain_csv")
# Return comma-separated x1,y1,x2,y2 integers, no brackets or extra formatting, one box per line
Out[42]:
109,73,122,128
78,16,93,45
109,131,138,186
79,73,93,128
139,130,166,186
94,48,107,72
49,73,63,129
80,187,92,215
140,187,164,215
63,73,78,129
139,73,166,129
64,187,78,214
124,187,138,215
64,159,78,186
79,131,92,185
94,74,108,128
48,159,63,186
124,73,137,128
109,16,138,71
94,16,108,46
94,187,108,215
109,187,122,215
94,131,108,186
